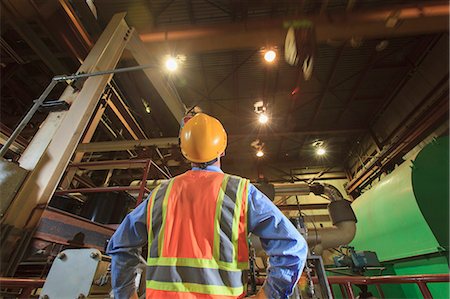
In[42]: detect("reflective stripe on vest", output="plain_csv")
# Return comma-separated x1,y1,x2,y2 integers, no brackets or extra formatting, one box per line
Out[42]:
146,172,249,297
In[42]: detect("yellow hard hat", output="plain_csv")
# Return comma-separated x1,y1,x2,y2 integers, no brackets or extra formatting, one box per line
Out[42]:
180,113,227,163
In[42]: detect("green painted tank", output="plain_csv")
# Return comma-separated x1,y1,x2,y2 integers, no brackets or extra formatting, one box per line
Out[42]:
350,136,449,261
350,136,449,298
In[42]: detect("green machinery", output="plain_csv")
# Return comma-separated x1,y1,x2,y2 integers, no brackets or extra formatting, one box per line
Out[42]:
350,136,449,298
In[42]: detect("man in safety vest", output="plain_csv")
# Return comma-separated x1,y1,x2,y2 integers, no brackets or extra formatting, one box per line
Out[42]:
107,113,308,299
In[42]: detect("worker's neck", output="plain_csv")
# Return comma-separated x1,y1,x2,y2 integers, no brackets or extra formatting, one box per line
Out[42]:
211,159,221,168
191,159,221,169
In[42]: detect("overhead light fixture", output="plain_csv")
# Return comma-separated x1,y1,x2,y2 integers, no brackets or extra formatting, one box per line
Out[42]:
316,147,326,156
264,50,276,63
251,139,265,158
312,140,326,156
141,98,151,114
258,113,269,124
165,57,178,72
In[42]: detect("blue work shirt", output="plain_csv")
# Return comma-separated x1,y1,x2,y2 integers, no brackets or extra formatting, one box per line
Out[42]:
107,166,307,298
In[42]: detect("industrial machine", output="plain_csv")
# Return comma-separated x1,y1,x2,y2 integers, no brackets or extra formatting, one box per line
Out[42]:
333,247,380,274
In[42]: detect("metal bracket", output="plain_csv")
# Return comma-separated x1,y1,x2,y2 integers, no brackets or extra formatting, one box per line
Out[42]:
66,72,88,91
37,100,70,113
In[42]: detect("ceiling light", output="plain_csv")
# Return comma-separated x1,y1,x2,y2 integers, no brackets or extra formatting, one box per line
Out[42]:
264,50,276,63
258,113,269,124
256,150,264,157
316,147,326,156
165,57,178,71
145,106,151,113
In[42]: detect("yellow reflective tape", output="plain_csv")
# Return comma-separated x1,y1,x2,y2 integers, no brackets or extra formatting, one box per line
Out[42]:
243,179,250,269
214,175,229,261
231,178,245,268
147,257,245,271
146,280,244,296
157,179,174,257
147,185,161,259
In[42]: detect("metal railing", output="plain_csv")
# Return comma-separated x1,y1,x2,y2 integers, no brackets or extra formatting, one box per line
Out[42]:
320,273,450,299
55,159,153,206
0,277,45,298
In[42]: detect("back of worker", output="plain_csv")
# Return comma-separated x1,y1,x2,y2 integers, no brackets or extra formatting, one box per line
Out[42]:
146,170,250,298
107,113,308,299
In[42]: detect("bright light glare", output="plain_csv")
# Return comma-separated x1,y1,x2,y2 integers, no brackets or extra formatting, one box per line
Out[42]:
256,150,264,157
316,148,326,156
264,50,276,63
165,57,178,71
258,113,269,124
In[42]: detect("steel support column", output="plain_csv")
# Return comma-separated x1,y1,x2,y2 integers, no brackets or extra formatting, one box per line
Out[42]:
0,13,131,276
18,13,131,171
60,93,110,189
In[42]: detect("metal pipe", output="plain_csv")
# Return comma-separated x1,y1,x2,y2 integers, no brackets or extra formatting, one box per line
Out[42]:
308,221,357,254
253,182,357,255
273,183,311,196
0,277,45,287
417,282,433,298
376,284,385,298
277,204,329,211
0,80,58,157
1,61,162,158
323,183,344,201
150,160,171,179
339,284,346,298
53,63,157,82
54,186,143,195
345,282,356,299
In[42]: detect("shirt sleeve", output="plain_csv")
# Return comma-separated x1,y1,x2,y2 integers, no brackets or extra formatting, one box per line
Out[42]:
247,184,308,299
106,197,149,299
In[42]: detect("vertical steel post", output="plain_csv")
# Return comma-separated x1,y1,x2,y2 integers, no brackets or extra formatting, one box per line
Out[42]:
417,282,432,299
339,284,347,298
0,12,132,276
137,160,152,206
17,13,131,171
345,282,355,299
375,284,385,298
60,92,110,189
329,283,335,298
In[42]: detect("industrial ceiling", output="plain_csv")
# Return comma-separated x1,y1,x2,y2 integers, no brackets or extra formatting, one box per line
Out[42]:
1,0,448,198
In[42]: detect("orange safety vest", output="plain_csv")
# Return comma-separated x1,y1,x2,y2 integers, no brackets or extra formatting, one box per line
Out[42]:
146,170,250,299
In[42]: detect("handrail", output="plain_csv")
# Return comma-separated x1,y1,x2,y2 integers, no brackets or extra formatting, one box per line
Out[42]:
326,273,450,284
317,273,450,299
0,277,45,298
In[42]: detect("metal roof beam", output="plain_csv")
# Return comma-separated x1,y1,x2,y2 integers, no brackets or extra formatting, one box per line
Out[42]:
76,137,179,153
1,2,68,74
126,31,187,122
